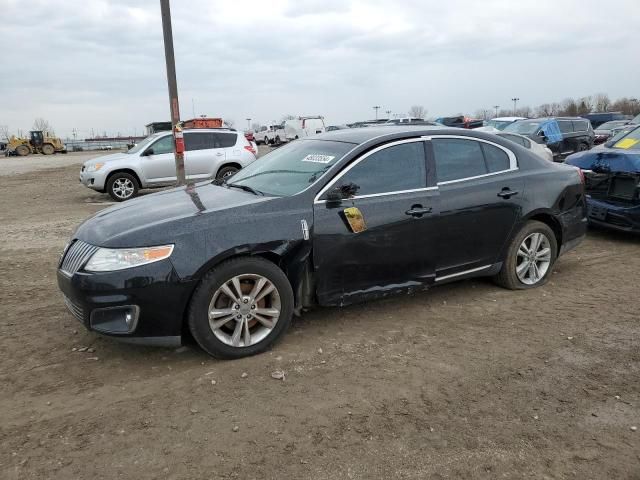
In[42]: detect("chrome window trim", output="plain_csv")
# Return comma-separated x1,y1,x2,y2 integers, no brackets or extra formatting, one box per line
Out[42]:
313,138,428,204
428,135,518,186
435,264,492,282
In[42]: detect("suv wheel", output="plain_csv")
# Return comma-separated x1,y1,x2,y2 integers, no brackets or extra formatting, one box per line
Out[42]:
188,257,294,359
275,136,281,146
217,166,239,180
494,221,557,290
264,137,270,145
107,172,139,201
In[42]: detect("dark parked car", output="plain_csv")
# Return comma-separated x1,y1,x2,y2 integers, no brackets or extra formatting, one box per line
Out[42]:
503,117,594,160
57,127,587,359
565,124,640,233
593,120,630,144
582,112,628,129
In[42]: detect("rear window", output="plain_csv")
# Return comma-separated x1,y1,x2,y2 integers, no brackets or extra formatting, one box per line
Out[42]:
433,139,486,182
499,133,528,147
214,132,237,148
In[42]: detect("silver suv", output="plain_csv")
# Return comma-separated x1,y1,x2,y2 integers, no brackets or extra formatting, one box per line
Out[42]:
80,128,258,201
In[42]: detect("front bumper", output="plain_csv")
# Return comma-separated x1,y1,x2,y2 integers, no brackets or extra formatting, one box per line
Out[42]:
586,197,640,233
57,258,197,344
79,169,108,191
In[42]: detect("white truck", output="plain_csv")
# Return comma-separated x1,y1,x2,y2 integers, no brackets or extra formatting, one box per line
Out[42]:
255,124,286,145
284,116,326,141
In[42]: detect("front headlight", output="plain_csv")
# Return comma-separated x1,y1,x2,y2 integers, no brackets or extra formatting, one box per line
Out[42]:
84,245,174,272
85,163,104,173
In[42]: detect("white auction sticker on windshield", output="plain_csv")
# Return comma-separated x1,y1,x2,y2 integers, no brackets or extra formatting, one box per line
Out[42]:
302,154,335,164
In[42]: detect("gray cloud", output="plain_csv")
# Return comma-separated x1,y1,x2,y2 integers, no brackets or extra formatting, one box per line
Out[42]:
0,0,637,138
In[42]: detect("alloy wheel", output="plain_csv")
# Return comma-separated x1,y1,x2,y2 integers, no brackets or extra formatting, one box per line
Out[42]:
515,232,552,285
112,178,134,199
208,274,281,347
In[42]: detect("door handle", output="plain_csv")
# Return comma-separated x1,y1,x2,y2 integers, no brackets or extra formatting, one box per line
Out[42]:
216,152,224,156
405,205,432,217
497,188,519,199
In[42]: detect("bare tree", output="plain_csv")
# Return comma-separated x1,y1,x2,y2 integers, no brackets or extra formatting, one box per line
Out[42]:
611,97,640,115
0,125,9,141
577,96,593,115
593,93,611,112
560,98,578,116
281,114,296,122
33,118,54,135
408,105,426,119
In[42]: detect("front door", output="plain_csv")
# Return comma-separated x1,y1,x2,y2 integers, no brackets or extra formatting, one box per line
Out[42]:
140,135,176,185
430,136,524,279
313,140,440,306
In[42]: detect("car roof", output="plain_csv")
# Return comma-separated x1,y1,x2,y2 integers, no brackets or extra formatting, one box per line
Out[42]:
310,125,449,143
491,117,527,121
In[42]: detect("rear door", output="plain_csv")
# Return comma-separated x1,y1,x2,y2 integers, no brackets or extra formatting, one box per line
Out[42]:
139,134,176,185
430,136,524,280
313,139,440,305
184,132,217,180
215,132,240,165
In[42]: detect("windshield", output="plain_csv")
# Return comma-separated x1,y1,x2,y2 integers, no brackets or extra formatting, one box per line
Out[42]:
503,121,542,135
227,139,353,196
610,126,640,150
126,133,163,154
597,121,627,131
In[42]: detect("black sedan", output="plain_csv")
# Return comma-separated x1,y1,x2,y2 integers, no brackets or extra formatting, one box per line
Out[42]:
58,127,587,359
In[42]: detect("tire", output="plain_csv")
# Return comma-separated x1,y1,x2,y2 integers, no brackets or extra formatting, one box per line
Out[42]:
41,144,55,155
16,145,30,156
188,257,294,359
275,136,281,146
494,220,557,290
106,172,139,201
216,165,239,180
264,137,270,145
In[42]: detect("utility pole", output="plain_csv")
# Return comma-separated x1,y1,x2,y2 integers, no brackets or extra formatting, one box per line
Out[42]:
385,109,391,118
511,97,520,116
192,98,195,118
493,105,500,117
160,0,186,185
373,105,381,120
246,118,251,130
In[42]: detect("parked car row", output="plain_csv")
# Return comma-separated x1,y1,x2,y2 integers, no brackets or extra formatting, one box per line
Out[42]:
59,126,587,358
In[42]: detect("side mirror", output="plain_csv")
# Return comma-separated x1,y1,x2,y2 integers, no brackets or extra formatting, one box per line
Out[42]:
144,148,154,156
537,130,545,137
325,188,343,207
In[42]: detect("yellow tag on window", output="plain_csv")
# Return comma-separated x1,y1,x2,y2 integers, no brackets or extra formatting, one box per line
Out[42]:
343,207,367,233
614,138,639,149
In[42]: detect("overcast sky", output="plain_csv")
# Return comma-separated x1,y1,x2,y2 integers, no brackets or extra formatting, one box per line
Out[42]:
1,0,638,138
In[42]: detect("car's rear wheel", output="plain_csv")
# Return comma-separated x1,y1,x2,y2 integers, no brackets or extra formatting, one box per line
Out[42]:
188,257,294,359
264,137,270,145
494,221,557,290
275,136,281,146
106,172,139,201
216,165,239,180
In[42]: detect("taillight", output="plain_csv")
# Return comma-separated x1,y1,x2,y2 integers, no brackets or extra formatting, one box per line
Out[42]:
244,145,256,155
575,167,585,184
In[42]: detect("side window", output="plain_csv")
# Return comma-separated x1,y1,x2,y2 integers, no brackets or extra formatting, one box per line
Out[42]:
433,139,486,182
337,142,426,196
184,132,214,151
481,143,510,172
213,133,237,148
572,120,589,132
558,121,574,134
149,135,174,155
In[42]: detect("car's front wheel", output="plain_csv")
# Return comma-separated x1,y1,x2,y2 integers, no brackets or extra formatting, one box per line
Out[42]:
106,172,139,201
188,257,294,359
494,220,557,290
216,165,239,180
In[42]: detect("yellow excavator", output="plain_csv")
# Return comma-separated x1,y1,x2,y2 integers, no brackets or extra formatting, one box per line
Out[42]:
7,131,66,156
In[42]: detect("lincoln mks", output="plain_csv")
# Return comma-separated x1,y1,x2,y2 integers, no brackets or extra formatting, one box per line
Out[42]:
58,127,587,358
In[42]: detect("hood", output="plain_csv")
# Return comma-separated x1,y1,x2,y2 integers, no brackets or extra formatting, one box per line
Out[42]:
74,182,274,247
565,148,640,173
84,152,130,165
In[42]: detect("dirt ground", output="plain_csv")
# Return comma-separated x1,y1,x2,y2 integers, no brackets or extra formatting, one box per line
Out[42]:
1,153,639,479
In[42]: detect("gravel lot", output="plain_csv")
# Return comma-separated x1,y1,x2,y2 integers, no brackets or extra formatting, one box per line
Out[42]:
1,152,639,479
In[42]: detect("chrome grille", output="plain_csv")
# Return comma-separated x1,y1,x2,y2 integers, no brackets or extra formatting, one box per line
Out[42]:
60,240,99,275
63,295,85,322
